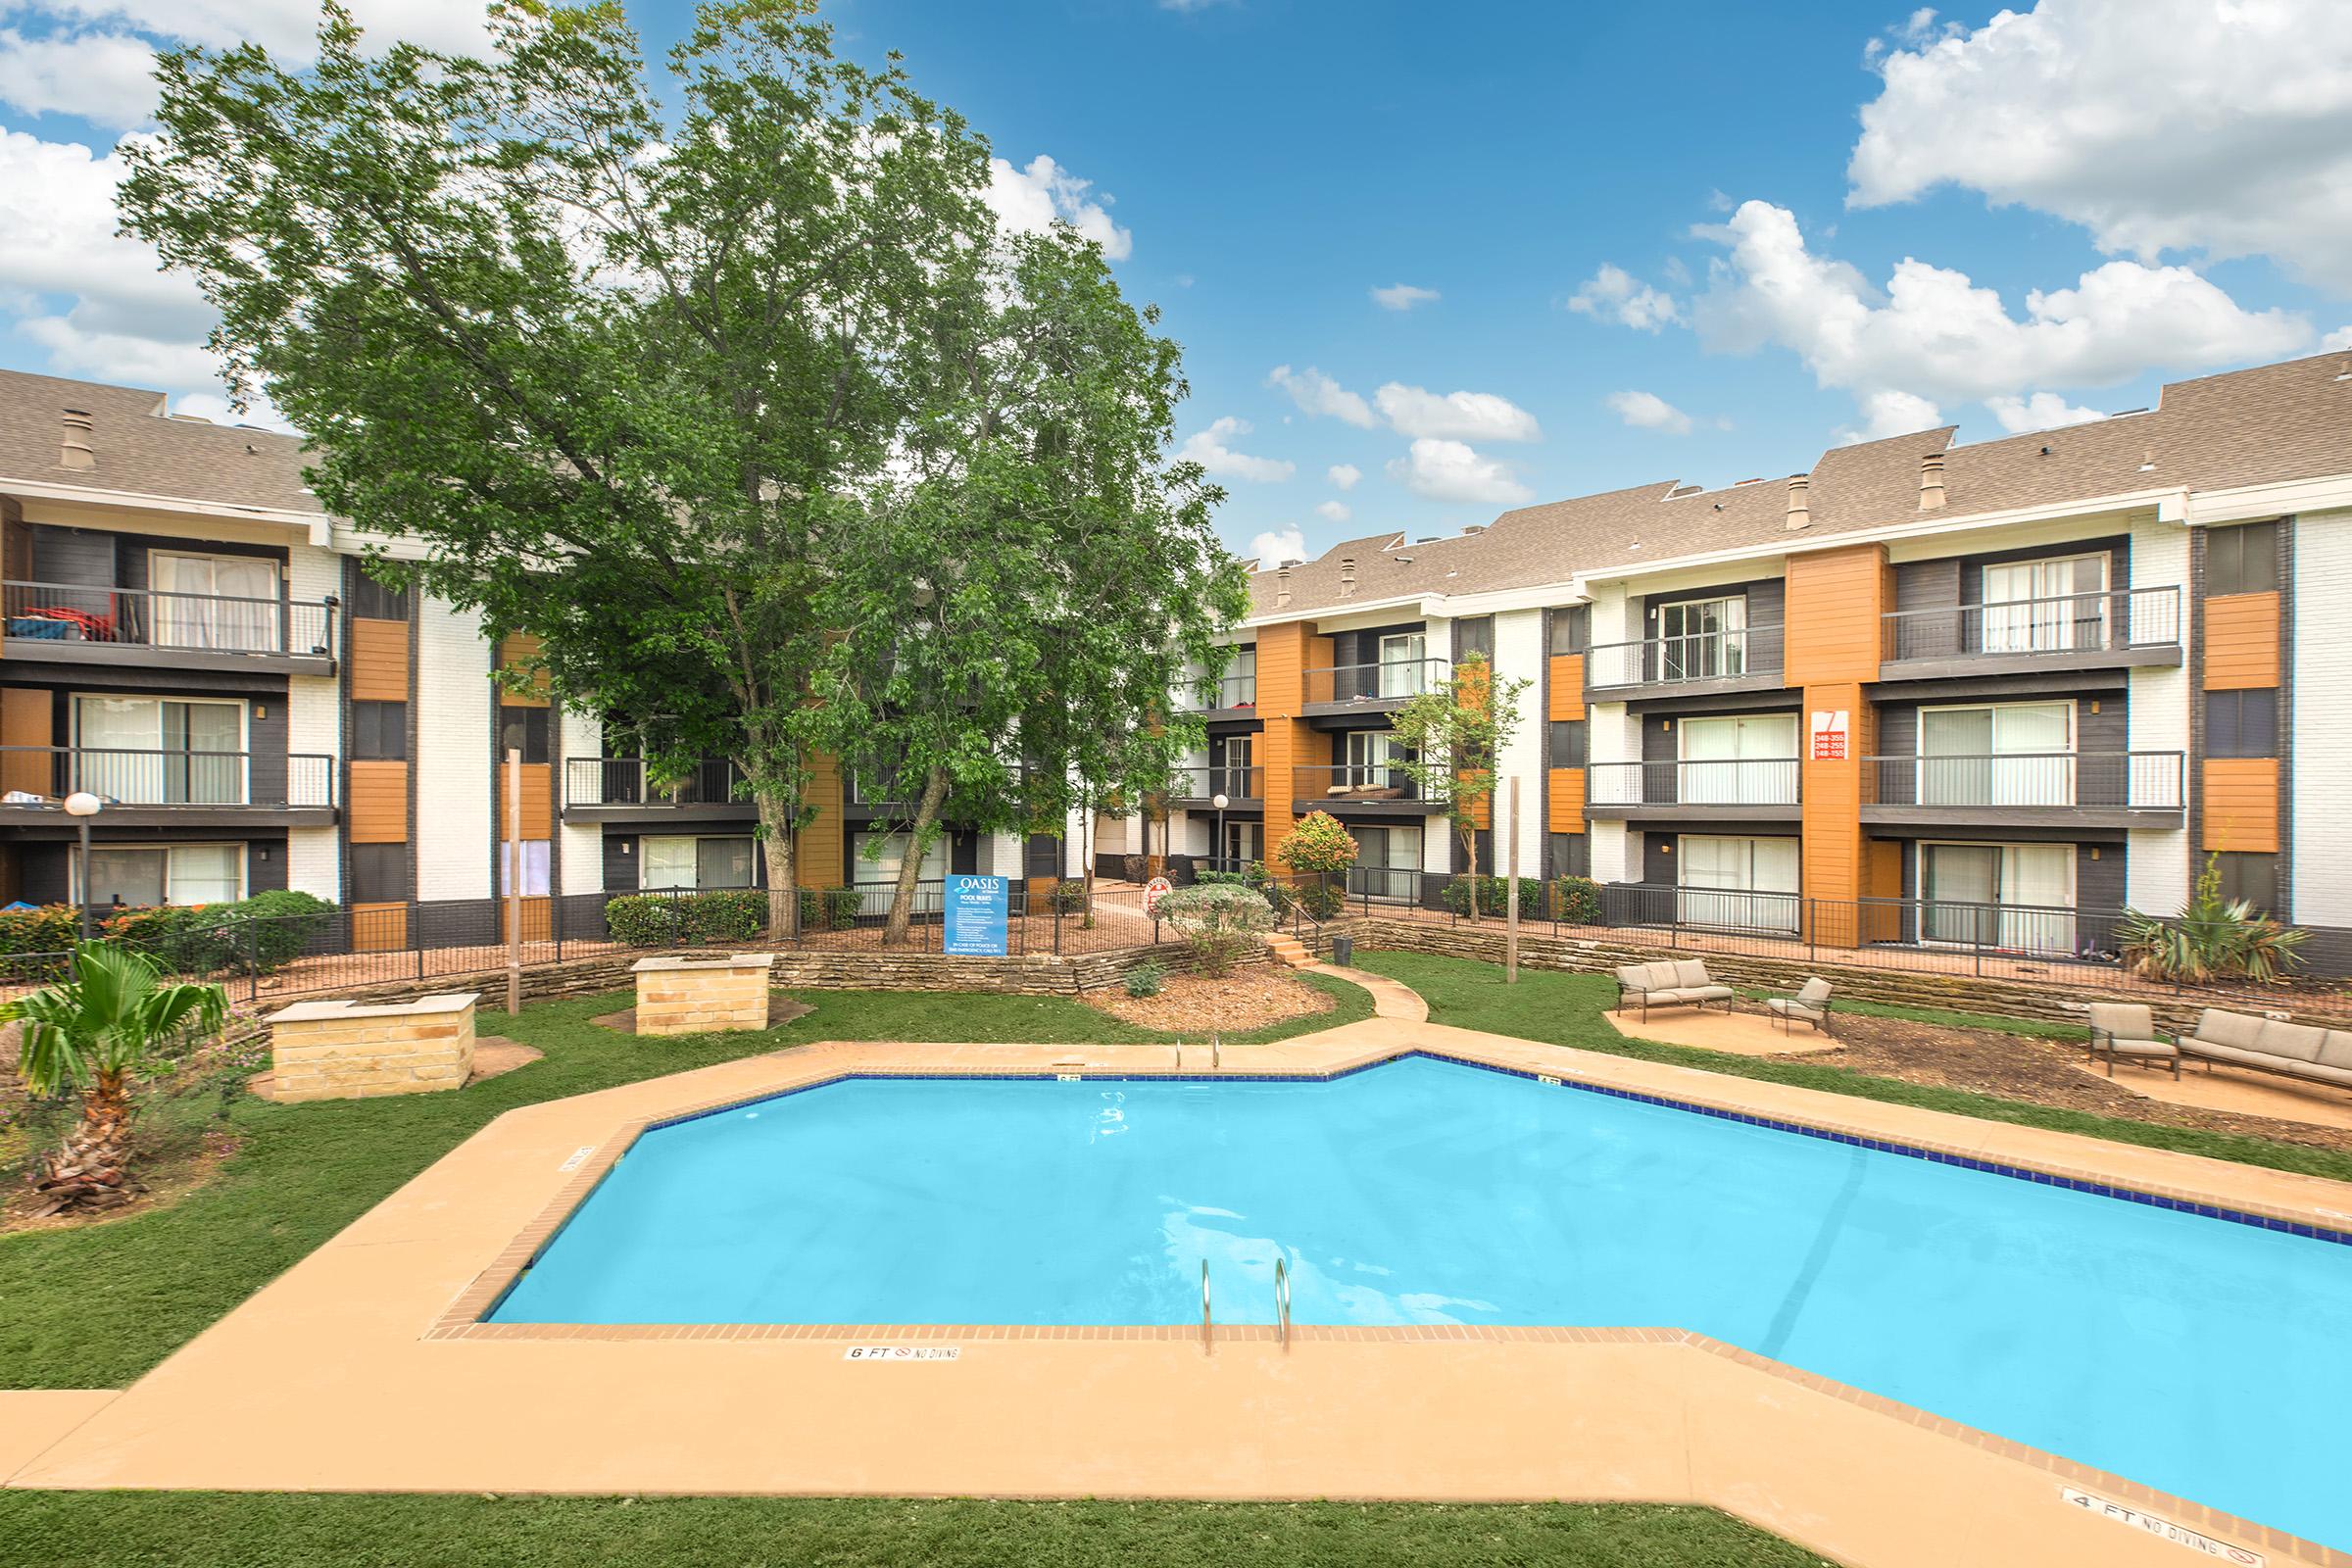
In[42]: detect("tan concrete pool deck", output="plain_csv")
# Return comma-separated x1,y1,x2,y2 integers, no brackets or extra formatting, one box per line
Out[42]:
7,973,2348,1568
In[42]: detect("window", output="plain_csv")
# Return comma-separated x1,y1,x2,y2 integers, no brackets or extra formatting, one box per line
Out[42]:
1376,631,1429,698
1345,730,1412,788
346,571,411,622
1920,842,2076,953
2214,852,2279,914
1918,702,2074,806
1548,606,1590,656
1679,713,1799,805
498,839,551,896
2206,522,2279,597
856,831,949,912
498,705,550,764
1548,832,1590,878
349,842,410,904
641,835,753,890
1655,596,1744,679
1674,835,1799,933
2204,689,2278,759
1454,615,1494,663
73,695,244,804
1547,719,1588,769
1346,823,1422,902
351,700,408,760
1981,555,2105,653
149,551,279,652
80,843,242,907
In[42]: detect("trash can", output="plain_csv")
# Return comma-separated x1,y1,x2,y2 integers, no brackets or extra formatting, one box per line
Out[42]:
1328,934,1353,966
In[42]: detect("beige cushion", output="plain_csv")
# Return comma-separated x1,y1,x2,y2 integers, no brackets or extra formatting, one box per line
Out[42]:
2306,1059,2352,1087
2255,1020,2328,1062
1672,958,1712,988
1644,961,1683,991
1794,977,1832,1004
2320,1031,2352,1072
1645,988,1695,1005
1687,985,1736,1003
1767,998,1823,1021
1616,964,1652,991
2194,1009,2264,1050
2102,1039,2179,1059
2087,1002,2155,1039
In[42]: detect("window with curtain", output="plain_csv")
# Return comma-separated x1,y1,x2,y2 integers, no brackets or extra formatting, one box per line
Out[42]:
1656,596,1744,679
1981,555,2105,653
854,831,947,911
149,552,279,652
73,695,244,804
1677,713,1797,804
1921,842,2075,952
1675,835,1798,932
499,839,551,896
81,843,242,907
1918,702,2073,806
1377,631,1428,698
640,836,699,889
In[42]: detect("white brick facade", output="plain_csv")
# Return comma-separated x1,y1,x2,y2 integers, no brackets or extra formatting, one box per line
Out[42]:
414,593,494,901
2127,517,2192,916
2292,509,2352,923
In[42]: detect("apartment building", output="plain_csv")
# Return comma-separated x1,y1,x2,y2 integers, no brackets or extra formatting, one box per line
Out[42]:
0,370,1084,928
1151,351,2352,955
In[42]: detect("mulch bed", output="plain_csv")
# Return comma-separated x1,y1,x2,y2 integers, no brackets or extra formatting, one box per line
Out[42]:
1083,967,1335,1035
590,993,813,1036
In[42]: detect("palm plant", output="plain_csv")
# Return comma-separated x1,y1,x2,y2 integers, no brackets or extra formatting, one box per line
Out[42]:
3,940,228,1213
2117,857,2307,986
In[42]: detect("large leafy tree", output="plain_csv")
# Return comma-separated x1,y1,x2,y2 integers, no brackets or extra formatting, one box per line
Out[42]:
825,231,1246,943
122,0,1018,935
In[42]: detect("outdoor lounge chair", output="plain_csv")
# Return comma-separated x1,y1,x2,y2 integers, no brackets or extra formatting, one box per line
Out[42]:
2175,1009,2352,1090
1765,977,1834,1036
1613,958,1736,1021
2084,1002,2180,1079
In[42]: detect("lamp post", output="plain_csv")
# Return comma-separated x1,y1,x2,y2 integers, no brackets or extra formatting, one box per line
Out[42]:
1212,792,1230,874
63,791,102,940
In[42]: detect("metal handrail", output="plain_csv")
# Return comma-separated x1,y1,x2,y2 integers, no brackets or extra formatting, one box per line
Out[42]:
3,577,337,660
1200,1259,1212,1351
1274,1257,1292,1349
1211,1032,1220,1070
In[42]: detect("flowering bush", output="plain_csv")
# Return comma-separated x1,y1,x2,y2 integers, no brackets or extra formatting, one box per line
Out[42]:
1158,881,1275,975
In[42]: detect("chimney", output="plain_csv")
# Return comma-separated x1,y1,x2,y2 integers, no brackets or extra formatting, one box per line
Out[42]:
1275,564,1293,610
1918,449,1946,511
60,409,94,470
1339,557,1356,598
1785,473,1810,530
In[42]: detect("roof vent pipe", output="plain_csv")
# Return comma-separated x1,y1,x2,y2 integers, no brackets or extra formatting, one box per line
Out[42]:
1918,449,1946,511
1339,558,1356,598
60,409,94,470
1786,474,1811,530
1275,564,1293,611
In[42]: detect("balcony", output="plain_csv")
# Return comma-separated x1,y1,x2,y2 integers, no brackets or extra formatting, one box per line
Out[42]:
1584,626,1785,699
0,746,335,826
1292,763,1445,812
1861,751,2185,830
3,580,337,675
1166,764,1264,806
1300,658,1448,720
1879,586,2181,678
563,758,750,823
1583,759,1802,822
1175,672,1257,717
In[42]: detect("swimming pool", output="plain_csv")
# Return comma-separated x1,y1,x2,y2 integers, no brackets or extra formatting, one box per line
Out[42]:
490,1054,2352,1548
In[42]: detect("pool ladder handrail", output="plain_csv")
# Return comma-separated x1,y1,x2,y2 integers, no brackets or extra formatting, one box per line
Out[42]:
1212,1032,1221,1070
1200,1258,1212,1351
1274,1256,1291,1350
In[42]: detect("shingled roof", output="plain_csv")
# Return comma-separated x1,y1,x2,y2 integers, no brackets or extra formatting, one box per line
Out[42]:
0,369,320,516
1246,350,2352,619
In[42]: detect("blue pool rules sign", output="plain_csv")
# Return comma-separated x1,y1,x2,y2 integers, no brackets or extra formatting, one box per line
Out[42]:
944,874,1009,956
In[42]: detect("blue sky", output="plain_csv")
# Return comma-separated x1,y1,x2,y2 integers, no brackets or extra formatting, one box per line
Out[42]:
3,0,2348,565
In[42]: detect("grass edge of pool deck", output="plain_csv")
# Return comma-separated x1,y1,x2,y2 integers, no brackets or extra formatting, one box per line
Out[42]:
7,1011,2349,1568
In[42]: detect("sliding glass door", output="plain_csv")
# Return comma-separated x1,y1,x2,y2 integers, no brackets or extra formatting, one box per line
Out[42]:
1982,556,2104,654
1918,702,2073,806
1921,842,2076,954
73,696,245,804
1679,713,1797,805
1676,835,1799,933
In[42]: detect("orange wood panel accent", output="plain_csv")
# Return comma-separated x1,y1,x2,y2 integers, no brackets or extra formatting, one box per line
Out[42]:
796,755,845,887
1546,655,1586,720
1,686,52,797
1859,838,1905,944
347,618,410,703
347,760,409,844
2201,592,2280,690
351,902,409,952
2202,759,2279,853
1255,622,1317,857
1787,544,1889,935
1545,768,1586,835
496,633,552,704
501,896,553,943
497,761,554,841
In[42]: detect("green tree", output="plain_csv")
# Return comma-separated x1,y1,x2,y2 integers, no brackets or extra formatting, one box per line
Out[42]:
1386,652,1529,921
3,942,228,1213
822,230,1245,945
123,0,1004,937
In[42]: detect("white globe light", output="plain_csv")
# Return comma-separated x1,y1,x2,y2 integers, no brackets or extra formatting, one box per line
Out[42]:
63,791,103,817
1211,793,1229,810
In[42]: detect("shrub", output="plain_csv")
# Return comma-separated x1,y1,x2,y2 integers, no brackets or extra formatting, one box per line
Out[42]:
1551,875,1603,926
1122,855,1149,883
798,886,864,931
0,906,81,982
1157,881,1274,976
604,893,692,947
1051,879,1090,914
1124,958,1166,999
1441,875,1546,919
686,888,767,942
225,890,337,968
97,890,338,976
2118,856,2306,984
1277,810,1358,876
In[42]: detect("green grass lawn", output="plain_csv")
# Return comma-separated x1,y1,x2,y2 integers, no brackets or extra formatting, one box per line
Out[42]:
1355,950,2352,1186
0,976,1371,1392
0,1494,1827,1568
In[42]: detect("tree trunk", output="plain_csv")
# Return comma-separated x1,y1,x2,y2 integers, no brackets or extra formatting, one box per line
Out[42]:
883,765,952,947
755,791,801,942
1459,816,1482,922
33,1071,138,1214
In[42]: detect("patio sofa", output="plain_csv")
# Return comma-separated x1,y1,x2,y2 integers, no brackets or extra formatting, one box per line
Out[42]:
2176,1009,2352,1090
1614,958,1736,1021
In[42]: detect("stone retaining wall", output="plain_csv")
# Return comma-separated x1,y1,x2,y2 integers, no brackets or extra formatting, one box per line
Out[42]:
632,954,774,1036
265,993,477,1102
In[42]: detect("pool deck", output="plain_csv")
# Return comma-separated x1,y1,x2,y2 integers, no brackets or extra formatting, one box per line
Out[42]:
7,980,2348,1568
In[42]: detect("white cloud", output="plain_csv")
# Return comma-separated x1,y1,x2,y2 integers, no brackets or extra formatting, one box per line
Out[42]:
2324,325,2352,351
1326,463,1361,491
1373,382,1541,443
1265,364,1374,427
1839,389,1945,444
1315,499,1350,523
1177,416,1294,483
1370,283,1440,311
1848,0,2352,291
1247,527,1307,570
1604,390,1693,435
1984,392,2109,434
986,154,1133,262
1386,438,1532,507
1566,263,1681,331
1684,200,2309,435
0,28,157,122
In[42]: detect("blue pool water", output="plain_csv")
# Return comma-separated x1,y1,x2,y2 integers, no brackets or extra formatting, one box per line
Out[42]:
493,1054,2352,1547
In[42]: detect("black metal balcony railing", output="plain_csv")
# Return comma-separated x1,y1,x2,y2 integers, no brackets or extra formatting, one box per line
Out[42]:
1178,673,1256,711
1881,585,2181,663
1586,758,1803,808
0,746,334,808
1584,626,1785,690
1863,751,2185,810
564,757,744,808
1292,763,1439,805
1167,764,1264,802
1301,657,1449,707
3,580,335,659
